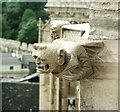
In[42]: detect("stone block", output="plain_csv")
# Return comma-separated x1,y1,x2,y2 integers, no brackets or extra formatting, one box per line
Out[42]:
89,16,118,31
39,74,50,110
90,28,118,39
80,40,118,110
80,79,118,110
90,2,118,11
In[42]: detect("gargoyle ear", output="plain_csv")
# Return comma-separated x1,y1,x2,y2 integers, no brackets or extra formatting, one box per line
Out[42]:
57,49,66,65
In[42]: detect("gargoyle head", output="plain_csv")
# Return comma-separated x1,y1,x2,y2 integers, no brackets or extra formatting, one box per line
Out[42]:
32,43,68,74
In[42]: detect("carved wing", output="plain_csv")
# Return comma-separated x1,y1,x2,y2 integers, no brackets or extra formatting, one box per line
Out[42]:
80,40,105,78
81,40,104,61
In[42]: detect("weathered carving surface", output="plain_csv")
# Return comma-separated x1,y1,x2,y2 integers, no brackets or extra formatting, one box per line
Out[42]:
32,39,94,81
51,20,70,40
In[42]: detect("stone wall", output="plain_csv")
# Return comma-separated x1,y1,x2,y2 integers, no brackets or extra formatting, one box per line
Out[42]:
81,2,119,110
89,2,118,39
0,38,33,53
80,40,118,110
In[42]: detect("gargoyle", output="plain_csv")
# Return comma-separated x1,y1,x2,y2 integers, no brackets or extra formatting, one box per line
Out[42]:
32,39,95,81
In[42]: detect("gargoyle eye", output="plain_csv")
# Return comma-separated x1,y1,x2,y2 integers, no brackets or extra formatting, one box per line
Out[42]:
33,55,37,59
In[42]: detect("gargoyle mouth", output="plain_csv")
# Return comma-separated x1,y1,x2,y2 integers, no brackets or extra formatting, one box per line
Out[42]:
37,64,50,73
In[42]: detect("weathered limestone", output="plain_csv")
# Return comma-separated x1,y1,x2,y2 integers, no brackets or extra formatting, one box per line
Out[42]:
33,39,118,110
46,1,90,23
42,1,119,41
61,23,90,40
37,1,119,110
32,39,94,81
36,26,118,111
80,79,118,110
51,20,70,40
89,2,118,39
80,40,118,110
33,39,117,110
39,73,50,110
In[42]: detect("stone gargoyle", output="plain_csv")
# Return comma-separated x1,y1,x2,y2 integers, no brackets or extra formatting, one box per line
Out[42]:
32,39,104,81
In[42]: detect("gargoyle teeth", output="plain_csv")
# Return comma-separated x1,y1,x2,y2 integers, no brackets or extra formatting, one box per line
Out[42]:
37,64,49,71
40,64,46,66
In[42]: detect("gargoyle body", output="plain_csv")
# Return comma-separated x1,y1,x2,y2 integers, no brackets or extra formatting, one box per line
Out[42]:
32,39,93,81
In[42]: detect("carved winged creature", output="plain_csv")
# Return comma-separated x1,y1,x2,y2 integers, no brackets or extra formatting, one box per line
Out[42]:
33,20,104,81
32,39,104,81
